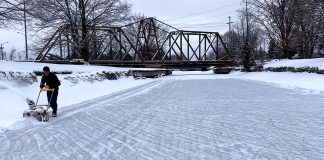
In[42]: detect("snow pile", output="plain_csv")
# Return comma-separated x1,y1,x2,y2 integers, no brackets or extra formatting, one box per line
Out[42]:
0,82,28,130
0,61,130,73
0,71,37,85
264,58,324,69
0,61,133,86
63,71,128,85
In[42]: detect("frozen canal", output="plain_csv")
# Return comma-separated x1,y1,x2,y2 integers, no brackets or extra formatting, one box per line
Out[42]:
1,79,324,160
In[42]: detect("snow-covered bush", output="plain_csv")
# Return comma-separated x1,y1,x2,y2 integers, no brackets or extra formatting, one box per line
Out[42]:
63,71,127,84
33,70,73,76
250,66,324,75
0,71,37,85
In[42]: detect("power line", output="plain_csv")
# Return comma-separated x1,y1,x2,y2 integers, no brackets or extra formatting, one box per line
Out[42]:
162,2,241,22
170,20,226,27
168,19,226,27
177,24,228,30
179,24,228,28
167,13,236,27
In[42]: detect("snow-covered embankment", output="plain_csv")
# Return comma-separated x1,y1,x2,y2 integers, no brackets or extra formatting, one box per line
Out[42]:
0,61,153,131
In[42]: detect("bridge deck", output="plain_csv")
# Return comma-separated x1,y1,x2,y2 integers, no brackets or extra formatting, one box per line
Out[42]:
31,60,236,68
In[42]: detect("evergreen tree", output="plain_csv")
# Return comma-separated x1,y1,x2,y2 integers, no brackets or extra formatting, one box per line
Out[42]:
241,41,254,72
268,39,278,59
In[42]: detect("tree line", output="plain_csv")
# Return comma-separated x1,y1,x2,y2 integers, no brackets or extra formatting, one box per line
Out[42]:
1,0,134,61
224,0,323,61
1,0,323,64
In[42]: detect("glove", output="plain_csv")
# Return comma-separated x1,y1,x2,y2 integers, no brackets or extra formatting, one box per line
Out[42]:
40,85,44,89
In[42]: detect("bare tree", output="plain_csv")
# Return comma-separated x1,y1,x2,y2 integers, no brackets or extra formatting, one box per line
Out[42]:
25,0,131,61
248,0,324,59
291,0,324,58
249,0,299,58
0,0,23,27
222,10,266,60
9,47,16,61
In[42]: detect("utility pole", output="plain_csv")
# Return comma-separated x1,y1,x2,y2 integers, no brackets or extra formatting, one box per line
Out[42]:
23,0,28,60
227,16,234,53
227,16,234,33
246,0,249,43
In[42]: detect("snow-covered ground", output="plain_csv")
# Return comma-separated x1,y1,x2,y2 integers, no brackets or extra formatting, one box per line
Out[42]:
264,58,324,69
1,79,324,159
1,59,324,131
0,77,154,129
0,61,155,130
0,59,324,159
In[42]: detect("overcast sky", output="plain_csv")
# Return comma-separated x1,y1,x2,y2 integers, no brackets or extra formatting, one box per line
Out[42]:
127,0,242,31
0,0,242,58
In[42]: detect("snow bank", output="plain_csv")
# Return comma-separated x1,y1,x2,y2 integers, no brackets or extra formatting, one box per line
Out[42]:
0,75,154,131
0,82,27,129
0,61,129,73
264,58,324,69
0,71,38,85
0,61,155,131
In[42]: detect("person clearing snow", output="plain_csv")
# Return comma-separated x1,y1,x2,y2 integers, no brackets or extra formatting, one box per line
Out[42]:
40,66,61,117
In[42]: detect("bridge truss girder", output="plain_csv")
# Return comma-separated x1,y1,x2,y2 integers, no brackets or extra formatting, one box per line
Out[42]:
35,18,232,64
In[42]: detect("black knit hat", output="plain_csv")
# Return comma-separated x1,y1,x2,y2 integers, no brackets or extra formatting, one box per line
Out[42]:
43,66,50,72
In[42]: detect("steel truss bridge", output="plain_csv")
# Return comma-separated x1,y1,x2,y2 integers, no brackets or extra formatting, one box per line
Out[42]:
35,18,236,68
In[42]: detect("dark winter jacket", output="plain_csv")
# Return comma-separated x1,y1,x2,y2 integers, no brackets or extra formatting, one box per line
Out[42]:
40,73,61,90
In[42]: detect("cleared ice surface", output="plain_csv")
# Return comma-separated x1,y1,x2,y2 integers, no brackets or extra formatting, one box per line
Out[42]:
0,79,324,160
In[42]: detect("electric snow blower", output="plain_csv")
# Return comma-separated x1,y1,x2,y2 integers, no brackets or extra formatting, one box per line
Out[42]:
23,85,55,122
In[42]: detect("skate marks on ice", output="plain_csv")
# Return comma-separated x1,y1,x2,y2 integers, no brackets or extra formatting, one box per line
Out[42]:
1,79,324,159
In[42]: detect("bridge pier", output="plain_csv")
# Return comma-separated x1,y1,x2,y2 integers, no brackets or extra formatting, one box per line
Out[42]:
213,67,232,74
132,69,172,78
